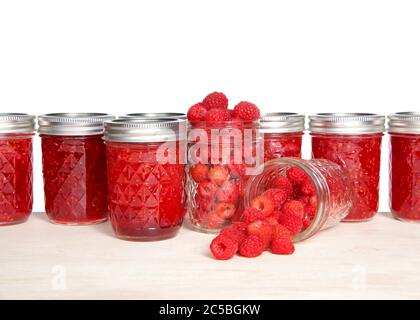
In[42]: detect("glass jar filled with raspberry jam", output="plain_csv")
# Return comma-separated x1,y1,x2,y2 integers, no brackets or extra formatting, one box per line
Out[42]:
187,120,262,233
260,113,305,161
104,118,187,241
388,112,420,222
244,158,352,241
309,113,385,222
120,113,186,120
0,113,35,225
38,113,115,225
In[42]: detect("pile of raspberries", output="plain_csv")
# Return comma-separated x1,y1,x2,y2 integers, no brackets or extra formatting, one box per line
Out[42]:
210,166,317,260
187,91,260,123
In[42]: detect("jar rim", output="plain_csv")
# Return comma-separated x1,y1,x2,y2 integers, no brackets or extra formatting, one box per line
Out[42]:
0,113,36,134
259,112,305,133
120,112,186,119
388,112,420,134
309,113,385,134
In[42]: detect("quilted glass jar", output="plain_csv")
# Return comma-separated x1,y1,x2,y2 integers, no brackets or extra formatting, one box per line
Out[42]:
260,113,305,161
388,112,420,222
0,113,35,225
104,118,187,241
38,113,115,225
310,113,385,222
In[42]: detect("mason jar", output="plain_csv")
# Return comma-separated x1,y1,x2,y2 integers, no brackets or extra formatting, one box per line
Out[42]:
104,118,187,241
388,112,420,222
0,113,35,225
244,158,352,241
260,113,305,161
38,113,115,225
120,113,186,120
309,113,385,222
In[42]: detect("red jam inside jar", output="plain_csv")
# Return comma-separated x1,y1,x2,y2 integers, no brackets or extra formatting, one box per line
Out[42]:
105,118,187,241
38,113,114,225
389,113,420,221
260,113,305,162
310,113,385,222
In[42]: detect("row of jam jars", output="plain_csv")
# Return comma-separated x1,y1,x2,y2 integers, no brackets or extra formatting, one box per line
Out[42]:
259,113,305,161
388,112,420,222
309,113,385,222
244,158,352,241
186,120,262,233
104,118,188,241
0,113,35,225
37,113,115,225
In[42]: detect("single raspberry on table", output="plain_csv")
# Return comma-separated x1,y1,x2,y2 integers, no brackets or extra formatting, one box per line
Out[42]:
233,101,260,121
215,180,239,203
232,221,248,233
286,166,307,185
272,224,292,240
247,220,273,249
282,200,305,218
214,202,236,219
239,234,265,258
271,237,295,255
187,103,207,121
208,165,229,186
189,163,209,183
250,195,274,217
210,234,238,260
271,175,294,198
202,92,229,110
220,224,247,245
197,180,218,199
263,188,288,210
242,207,266,223
204,108,231,123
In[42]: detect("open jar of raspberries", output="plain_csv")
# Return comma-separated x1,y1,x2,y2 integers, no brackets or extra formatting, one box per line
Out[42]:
186,92,263,233
260,113,305,161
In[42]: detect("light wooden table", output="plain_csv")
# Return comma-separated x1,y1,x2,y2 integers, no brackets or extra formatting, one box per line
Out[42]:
0,212,419,299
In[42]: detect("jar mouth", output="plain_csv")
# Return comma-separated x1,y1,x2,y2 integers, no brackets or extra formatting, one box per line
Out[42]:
38,113,115,136
0,113,36,134
120,113,186,119
309,113,385,134
104,118,187,143
388,112,420,134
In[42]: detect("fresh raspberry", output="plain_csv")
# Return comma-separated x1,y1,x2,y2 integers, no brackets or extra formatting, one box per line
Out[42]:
265,216,279,226
187,103,207,121
210,234,238,260
202,92,228,110
220,225,247,245
303,217,312,230
271,175,293,198
197,180,218,199
239,234,265,258
204,108,230,123
207,212,226,229
250,195,274,217
247,220,273,249
301,178,316,196
272,224,292,240
282,200,305,218
232,221,248,233
208,165,229,186
306,195,317,219
215,180,239,203
227,109,236,118
278,211,304,235
242,207,266,223
271,237,295,255
286,166,307,185
233,101,260,121
214,202,236,219
227,163,246,179
263,188,288,210
189,163,209,183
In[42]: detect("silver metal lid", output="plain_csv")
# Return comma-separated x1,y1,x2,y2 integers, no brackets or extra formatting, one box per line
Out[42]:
388,112,420,134
0,113,36,134
309,113,385,134
38,113,115,136
120,112,186,120
104,118,187,143
259,113,305,133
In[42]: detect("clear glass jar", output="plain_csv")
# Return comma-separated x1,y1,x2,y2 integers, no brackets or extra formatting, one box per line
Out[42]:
309,113,385,222
0,113,35,225
38,113,115,225
104,118,187,241
260,113,305,161
186,120,262,233
388,112,420,222
244,158,352,241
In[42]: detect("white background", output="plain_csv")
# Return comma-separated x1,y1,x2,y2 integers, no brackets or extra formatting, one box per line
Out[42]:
1,0,419,213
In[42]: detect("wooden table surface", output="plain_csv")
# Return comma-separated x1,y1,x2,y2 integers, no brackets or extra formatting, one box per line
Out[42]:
0,212,419,300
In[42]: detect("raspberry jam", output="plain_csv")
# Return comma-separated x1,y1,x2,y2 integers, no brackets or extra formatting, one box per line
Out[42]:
389,112,420,221
104,118,187,241
310,113,385,221
0,114,35,225
187,120,262,233
38,113,115,225
244,158,352,241
260,113,305,161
